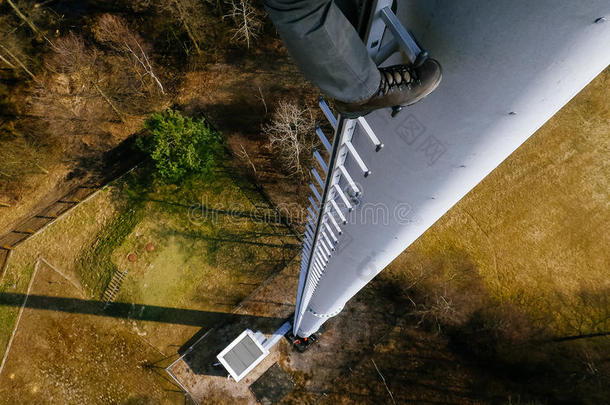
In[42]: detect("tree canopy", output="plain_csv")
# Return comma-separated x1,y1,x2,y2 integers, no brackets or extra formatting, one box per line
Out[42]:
137,109,223,182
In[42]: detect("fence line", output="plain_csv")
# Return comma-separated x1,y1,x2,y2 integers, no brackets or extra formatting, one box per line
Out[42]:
0,257,42,377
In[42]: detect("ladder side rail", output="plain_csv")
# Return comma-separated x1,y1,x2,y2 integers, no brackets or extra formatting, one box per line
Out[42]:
293,115,349,334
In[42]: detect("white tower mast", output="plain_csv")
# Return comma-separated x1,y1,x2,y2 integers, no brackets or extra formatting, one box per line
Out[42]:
294,0,610,338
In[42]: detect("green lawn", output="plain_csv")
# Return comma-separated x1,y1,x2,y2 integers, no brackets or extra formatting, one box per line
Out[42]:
1,159,299,363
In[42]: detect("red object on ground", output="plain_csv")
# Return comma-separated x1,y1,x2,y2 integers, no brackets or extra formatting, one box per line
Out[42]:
146,243,155,252
127,253,137,262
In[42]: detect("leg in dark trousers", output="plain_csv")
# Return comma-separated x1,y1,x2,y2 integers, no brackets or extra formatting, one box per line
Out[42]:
264,0,443,117
264,0,380,103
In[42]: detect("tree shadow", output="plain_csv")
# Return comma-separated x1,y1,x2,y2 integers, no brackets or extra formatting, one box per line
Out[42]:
70,131,147,184
147,197,293,226
166,228,299,249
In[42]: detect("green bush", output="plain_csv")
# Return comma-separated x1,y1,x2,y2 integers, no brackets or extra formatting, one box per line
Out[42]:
137,109,223,182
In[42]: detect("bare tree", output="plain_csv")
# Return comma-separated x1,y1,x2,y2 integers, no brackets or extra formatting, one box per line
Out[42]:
32,25,167,139
158,0,209,56
5,0,54,47
0,16,36,79
45,32,97,75
48,32,116,121
263,100,319,179
237,144,257,176
92,14,164,94
129,0,154,12
224,0,263,49
409,293,458,334
32,32,121,136
155,0,261,55
0,43,35,79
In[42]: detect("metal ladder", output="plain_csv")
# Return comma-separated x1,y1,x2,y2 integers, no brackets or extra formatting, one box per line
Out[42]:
103,269,129,308
294,0,428,333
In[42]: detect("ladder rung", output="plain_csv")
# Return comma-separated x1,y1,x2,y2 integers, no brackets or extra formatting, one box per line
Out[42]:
304,229,313,242
380,7,421,64
318,98,337,129
311,167,325,189
312,262,323,276
305,222,314,234
320,240,331,257
373,38,398,65
316,125,332,152
308,196,319,212
313,149,328,172
314,254,326,269
322,231,335,249
331,193,350,218
338,165,360,195
304,225,313,237
314,249,328,265
310,251,322,269
344,141,371,177
310,183,322,202
307,206,317,219
323,222,338,242
322,233,335,251
326,211,342,234
305,231,313,244
357,117,383,151
308,255,318,272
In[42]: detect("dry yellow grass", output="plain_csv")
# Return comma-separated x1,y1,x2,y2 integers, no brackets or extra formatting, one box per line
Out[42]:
0,184,120,354
389,68,609,337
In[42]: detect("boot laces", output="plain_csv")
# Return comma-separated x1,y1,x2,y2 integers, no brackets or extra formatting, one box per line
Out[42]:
378,65,418,96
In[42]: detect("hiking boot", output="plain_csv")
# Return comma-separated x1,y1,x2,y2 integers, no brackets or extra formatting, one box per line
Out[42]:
335,58,442,118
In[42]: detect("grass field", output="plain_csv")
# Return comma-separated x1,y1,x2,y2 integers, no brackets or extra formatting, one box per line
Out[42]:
390,68,609,338
0,160,299,403
356,68,610,404
0,66,607,405
171,69,609,404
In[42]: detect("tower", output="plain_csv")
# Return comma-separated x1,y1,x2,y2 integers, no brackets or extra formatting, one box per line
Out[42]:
293,0,610,338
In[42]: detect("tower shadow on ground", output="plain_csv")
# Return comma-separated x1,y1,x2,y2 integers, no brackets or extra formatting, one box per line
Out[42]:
0,292,288,377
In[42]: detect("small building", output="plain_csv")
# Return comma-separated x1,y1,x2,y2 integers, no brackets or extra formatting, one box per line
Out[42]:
216,329,269,382
217,322,291,382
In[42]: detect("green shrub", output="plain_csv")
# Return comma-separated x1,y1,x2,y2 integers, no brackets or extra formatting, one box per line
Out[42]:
137,109,223,182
